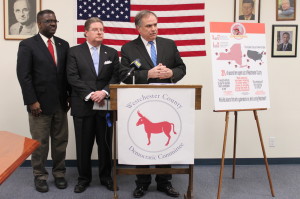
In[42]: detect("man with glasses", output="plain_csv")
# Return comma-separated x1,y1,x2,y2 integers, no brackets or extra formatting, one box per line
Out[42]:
10,0,36,35
66,17,120,193
17,9,70,192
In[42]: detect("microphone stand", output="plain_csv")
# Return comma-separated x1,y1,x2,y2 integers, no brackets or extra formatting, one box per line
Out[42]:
132,71,135,85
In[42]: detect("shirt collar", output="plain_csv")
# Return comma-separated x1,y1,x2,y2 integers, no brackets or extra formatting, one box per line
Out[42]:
39,33,55,44
86,41,101,49
140,36,156,46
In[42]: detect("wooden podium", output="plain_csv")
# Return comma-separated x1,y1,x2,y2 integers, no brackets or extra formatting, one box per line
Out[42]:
0,131,40,184
109,84,202,199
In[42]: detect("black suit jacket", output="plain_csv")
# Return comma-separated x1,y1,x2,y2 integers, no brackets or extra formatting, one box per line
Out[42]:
120,36,186,84
17,34,70,115
277,43,293,51
66,42,120,117
239,14,255,20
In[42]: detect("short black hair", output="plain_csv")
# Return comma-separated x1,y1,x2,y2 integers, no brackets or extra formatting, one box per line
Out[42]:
242,0,254,7
37,9,55,23
282,32,290,38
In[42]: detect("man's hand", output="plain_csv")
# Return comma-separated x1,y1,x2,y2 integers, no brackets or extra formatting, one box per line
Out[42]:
29,101,42,117
66,97,71,112
90,90,107,103
148,63,173,79
158,66,173,79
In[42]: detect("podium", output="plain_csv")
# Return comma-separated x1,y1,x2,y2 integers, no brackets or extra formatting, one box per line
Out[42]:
0,131,40,184
109,84,202,199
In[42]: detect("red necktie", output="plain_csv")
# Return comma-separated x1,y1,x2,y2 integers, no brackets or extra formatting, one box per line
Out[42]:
47,39,56,65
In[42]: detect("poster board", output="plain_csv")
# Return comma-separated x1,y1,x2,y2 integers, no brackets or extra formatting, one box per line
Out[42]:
210,22,270,111
117,88,195,165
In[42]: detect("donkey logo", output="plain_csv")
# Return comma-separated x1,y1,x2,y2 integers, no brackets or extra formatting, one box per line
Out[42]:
136,111,177,146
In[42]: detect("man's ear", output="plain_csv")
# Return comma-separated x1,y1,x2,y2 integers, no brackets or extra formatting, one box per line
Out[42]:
136,26,141,34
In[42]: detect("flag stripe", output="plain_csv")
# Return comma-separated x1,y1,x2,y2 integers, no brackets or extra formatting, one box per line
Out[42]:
131,10,204,17
78,26,204,35
116,51,206,57
131,4,205,11
130,16,204,23
77,32,205,41
102,44,206,52
132,0,203,4
77,38,205,46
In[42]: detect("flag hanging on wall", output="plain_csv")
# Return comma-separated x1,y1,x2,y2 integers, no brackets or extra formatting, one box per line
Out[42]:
75,0,206,57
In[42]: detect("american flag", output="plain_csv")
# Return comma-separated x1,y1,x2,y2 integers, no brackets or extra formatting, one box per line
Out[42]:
76,0,206,57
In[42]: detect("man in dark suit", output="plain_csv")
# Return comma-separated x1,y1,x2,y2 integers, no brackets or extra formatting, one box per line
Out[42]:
120,10,186,198
277,32,293,51
239,0,255,20
17,10,69,192
66,17,120,193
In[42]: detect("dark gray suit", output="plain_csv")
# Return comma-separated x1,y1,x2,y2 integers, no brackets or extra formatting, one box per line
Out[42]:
239,14,255,20
120,36,186,84
120,36,186,188
67,42,119,185
17,33,69,180
277,43,293,51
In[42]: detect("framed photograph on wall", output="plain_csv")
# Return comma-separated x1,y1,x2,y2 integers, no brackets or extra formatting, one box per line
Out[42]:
276,0,296,21
4,0,41,40
272,25,298,57
234,0,260,23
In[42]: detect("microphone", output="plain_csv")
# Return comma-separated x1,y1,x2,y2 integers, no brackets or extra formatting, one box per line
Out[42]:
121,59,141,82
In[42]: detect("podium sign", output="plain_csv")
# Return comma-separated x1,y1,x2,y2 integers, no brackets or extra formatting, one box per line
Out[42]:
117,88,195,165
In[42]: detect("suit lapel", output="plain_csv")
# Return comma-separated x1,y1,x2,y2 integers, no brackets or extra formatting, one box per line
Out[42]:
54,37,61,70
35,34,56,67
82,42,98,77
136,37,154,68
98,45,107,76
156,37,164,65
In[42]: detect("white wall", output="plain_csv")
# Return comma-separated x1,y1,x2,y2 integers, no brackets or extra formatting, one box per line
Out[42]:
0,0,299,160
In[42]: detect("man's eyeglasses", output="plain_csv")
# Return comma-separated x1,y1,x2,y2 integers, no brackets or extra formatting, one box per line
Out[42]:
41,20,59,24
90,28,104,33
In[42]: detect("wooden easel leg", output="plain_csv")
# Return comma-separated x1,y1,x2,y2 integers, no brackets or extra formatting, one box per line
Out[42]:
112,111,118,199
217,111,230,199
232,111,238,179
253,110,275,197
184,164,194,199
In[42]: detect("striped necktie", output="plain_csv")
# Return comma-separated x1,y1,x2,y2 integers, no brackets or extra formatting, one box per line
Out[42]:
148,41,157,67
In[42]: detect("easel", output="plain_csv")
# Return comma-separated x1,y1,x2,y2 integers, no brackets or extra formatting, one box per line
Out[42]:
216,109,275,199
109,84,202,199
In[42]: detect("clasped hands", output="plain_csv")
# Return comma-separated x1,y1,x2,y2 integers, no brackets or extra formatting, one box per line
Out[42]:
148,63,173,79
90,90,107,107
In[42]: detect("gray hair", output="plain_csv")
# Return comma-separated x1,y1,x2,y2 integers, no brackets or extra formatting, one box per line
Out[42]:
84,17,103,37
134,10,157,27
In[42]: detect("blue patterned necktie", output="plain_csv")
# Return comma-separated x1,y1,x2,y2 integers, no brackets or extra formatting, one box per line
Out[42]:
91,46,99,75
148,41,157,67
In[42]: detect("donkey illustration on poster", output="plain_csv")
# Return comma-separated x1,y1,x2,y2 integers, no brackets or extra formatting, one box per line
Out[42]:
136,111,177,146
